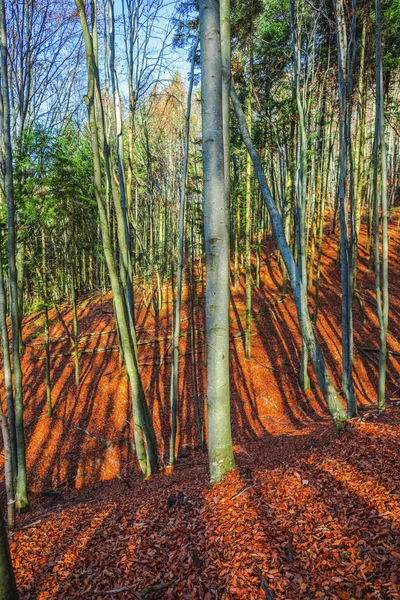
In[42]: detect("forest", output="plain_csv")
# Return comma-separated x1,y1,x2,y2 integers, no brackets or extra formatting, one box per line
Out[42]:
0,0,399,597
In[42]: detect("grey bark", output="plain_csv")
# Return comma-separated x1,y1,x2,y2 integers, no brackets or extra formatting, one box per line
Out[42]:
290,0,310,391
0,0,28,510
333,0,357,417
199,0,236,483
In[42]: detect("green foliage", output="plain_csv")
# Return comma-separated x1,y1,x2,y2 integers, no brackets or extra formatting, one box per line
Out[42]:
382,0,400,70
10,121,98,305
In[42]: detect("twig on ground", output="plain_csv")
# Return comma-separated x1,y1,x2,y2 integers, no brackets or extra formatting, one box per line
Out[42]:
252,354,294,373
230,484,260,501
253,561,276,599
356,346,399,383
54,416,127,447
96,578,178,597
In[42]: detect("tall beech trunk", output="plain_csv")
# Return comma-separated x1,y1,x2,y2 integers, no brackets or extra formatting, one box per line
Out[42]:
75,0,157,476
108,0,136,338
333,0,357,417
231,84,347,423
199,0,236,483
0,0,28,510
16,241,24,352
290,0,310,391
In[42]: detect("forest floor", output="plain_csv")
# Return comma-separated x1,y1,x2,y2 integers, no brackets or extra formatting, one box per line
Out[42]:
1,219,400,599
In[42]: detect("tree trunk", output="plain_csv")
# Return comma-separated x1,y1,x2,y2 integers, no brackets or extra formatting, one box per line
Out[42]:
245,38,253,360
75,0,158,476
0,0,28,510
169,31,199,465
0,243,17,482
0,504,18,600
290,0,310,391
199,0,236,483
374,0,389,411
0,409,15,529
333,0,357,417
231,84,347,424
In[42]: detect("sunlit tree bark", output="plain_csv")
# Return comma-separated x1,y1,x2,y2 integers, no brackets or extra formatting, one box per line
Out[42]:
0,0,28,510
374,0,389,411
232,84,347,424
200,0,236,482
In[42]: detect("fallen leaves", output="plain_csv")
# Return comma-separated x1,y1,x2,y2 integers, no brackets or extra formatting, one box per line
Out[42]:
2,222,400,598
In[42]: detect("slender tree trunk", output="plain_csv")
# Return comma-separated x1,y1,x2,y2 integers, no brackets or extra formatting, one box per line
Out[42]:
0,408,15,529
232,84,347,423
0,243,16,481
352,17,367,289
374,0,388,411
71,269,80,387
0,503,18,600
16,242,24,353
108,0,136,337
333,0,357,417
41,228,52,416
245,39,254,360
190,213,205,451
0,0,28,510
75,0,157,476
169,31,199,465
290,0,310,390
200,0,236,483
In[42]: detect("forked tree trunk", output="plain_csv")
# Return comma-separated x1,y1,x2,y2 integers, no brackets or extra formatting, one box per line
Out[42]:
75,0,157,476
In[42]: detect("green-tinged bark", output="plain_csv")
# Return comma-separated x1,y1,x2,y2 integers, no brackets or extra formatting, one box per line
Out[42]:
0,409,15,529
333,0,357,417
75,0,157,476
0,244,17,480
245,39,253,360
290,0,310,391
374,0,388,411
0,0,28,510
200,0,236,483
231,84,347,424
169,31,199,465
